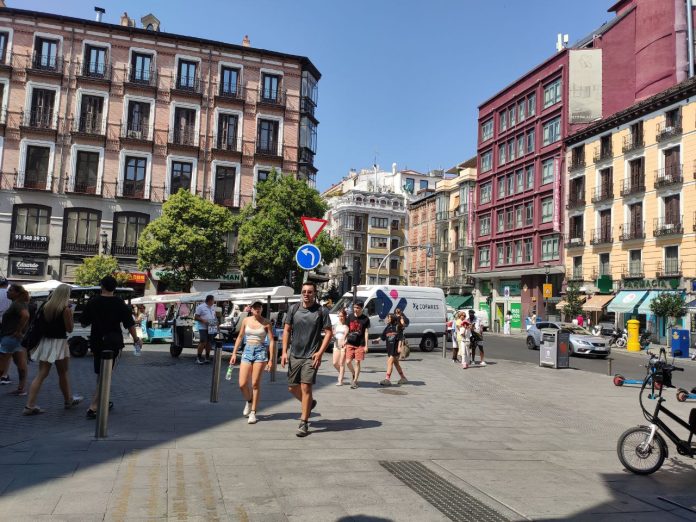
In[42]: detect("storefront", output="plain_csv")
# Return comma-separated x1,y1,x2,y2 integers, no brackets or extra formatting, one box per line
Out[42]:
581,294,615,327
607,290,648,331
445,294,473,311
555,296,586,322
8,255,48,282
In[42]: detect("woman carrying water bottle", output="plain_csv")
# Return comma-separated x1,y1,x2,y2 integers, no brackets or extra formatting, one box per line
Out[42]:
230,301,275,424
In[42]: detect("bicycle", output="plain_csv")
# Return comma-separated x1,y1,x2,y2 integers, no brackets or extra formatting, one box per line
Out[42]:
616,348,695,475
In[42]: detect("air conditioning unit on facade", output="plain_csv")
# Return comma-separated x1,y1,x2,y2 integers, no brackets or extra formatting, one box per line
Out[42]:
570,237,582,244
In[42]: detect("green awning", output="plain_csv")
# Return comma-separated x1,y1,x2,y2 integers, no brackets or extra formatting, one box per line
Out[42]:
446,294,473,309
607,291,648,314
639,291,680,314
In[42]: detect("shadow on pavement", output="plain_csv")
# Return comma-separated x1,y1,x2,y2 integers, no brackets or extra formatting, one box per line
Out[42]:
310,418,382,433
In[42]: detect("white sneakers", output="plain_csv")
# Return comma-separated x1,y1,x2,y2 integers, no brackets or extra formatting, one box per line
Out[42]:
247,411,257,424
479,361,487,367
243,401,251,416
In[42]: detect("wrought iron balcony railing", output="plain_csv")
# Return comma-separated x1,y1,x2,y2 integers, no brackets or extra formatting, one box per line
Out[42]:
653,217,683,237
618,221,645,241
620,177,645,197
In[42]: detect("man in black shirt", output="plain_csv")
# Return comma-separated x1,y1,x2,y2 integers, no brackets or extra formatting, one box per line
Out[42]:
81,276,139,418
345,301,371,389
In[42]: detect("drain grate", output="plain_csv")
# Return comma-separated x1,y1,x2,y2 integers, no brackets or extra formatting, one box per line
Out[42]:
380,461,510,522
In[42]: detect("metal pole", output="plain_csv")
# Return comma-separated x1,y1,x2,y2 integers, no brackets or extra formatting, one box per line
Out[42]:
442,332,447,359
210,333,223,403
268,294,276,383
688,0,695,78
95,350,114,439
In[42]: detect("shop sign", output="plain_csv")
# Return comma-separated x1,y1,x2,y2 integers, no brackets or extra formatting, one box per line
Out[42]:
11,259,45,276
220,271,243,283
621,278,680,290
510,302,522,329
498,279,521,296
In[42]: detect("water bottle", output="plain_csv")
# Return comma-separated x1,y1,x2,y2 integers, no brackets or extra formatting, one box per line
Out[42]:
225,366,233,381
134,340,142,356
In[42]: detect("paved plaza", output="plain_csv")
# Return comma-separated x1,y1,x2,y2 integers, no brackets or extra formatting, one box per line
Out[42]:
1,345,696,521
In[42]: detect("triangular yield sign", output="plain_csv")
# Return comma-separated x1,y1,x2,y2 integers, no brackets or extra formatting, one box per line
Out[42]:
301,216,328,243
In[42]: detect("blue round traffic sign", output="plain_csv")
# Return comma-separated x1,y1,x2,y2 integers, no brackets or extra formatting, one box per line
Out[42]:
295,243,322,270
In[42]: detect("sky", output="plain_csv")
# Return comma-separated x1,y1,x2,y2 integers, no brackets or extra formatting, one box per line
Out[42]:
22,0,612,191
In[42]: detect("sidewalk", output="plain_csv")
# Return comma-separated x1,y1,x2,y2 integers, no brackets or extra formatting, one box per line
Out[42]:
1,345,696,520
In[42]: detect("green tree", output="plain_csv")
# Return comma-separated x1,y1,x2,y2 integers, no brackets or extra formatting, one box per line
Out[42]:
74,255,130,287
650,292,686,328
137,189,234,291
232,170,343,287
561,282,584,320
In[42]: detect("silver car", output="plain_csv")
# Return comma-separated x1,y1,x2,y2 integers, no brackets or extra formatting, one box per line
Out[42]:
526,321,611,358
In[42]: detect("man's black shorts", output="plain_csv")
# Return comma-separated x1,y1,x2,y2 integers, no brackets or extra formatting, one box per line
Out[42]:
92,348,122,374
287,354,317,385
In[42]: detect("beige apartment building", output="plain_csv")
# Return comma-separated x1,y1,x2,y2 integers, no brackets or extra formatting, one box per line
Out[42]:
0,6,320,286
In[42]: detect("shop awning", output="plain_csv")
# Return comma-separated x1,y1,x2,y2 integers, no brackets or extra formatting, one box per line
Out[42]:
556,295,586,309
687,298,696,310
582,294,615,312
446,294,473,310
607,291,648,314
638,291,682,314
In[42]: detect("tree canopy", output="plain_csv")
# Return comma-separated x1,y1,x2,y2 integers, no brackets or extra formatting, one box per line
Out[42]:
74,255,129,287
650,292,686,324
561,282,584,319
232,170,343,287
137,189,235,291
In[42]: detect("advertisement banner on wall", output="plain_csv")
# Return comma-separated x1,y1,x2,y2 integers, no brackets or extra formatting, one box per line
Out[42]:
479,302,490,324
510,302,522,329
553,157,561,232
568,49,603,124
11,258,45,277
467,185,474,245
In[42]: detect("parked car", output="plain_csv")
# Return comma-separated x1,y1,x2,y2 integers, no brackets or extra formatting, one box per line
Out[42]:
525,321,610,358
592,321,615,337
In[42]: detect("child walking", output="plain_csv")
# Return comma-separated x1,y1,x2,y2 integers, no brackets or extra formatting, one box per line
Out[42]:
379,314,407,386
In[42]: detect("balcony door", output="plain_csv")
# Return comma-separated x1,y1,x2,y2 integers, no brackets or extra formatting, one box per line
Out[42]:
257,119,279,154
664,195,680,225
261,74,280,101
599,209,611,239
84,45,107,77
123,156,147,197
127,101,150,137
79,95,104,133
629,157,644,186
74,151,99,193
63,209,100,254
35,37,58,69
30,88,55,127
131,52,153,82
24,146,50,188
664,147,679,178
173,107,196,144
217,113,238,150
170,161,192,195
629,203,642,235
112,213,149,256
214,165,236,205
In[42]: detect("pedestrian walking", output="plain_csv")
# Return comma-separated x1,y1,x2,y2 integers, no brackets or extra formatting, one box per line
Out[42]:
379,314,407,386
0,284,30,395
80,276,140,419
504,310,512,335
469,309,486,366
194,294,217,364
23,284,83,415
452,311,463,362
281,281,332,437
576,314,584,327
230,300,275,424
460,320,472,369
345,301,370,389
0,277,12,386
332,309,349,385
394,307,410,361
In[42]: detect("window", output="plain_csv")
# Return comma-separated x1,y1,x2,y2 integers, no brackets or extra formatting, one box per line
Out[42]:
214,165,236,205
170,161,192,195
389,258,398,270
34,36,59,70
543,78,561,108
126,100,150,137
390,238,399,250
261,73,281,102
404,178,415,193
217,113,239,151
371,217,388,229
78,95,104,134
498,143,506,165
177,59,198,90
518,100,526,122
481,119,493,141
24,146,50,188
541,158,554,185
122,156,147,198
64,209,99,250
528,93,536,116
598,253,610,276
369,257,384,269
497,177,506,199
257,119,279,155
0,31,9,64
526,131,535,153
496,210,504,232
541,235,560,261
480,182,492,204
509,105,516,126
391,219,400,230
112,212,148,254
508,140,515,162
480,150,492,172
504,242,513,264
74,150,99,193
130,52,153,83
29,88,56,128
507,174,514,196
257,169,270,183
173,107,196,145
628,250,642,276
526,166,534,189
500,110,507,131
506,209,513,230
542,117,561,145
515,241,523,263
13,205,50,243
371,236,388,248
517,135,524,158
515,206,523,228
496,244,504,265
479,215,491,236
541,197,553,223
525,202,534,225
419,179,428,191
524,238,533,262
84,45,107,77
573,256,583,277
665,245,679,274
220,66,240,96
478,246,490,267
516,169,524,193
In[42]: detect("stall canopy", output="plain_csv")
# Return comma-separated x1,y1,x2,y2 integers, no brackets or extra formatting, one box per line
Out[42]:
23,280,73,293
582,294,615,312
607,291,648,314
556,296,586,310
446,295,473,310
638,291,681,315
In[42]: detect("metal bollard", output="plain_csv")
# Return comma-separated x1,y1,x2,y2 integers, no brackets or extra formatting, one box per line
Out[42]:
442,333,447,359
95,350,114,439
270,350,277,383
210,336,223,403
607,357,613,376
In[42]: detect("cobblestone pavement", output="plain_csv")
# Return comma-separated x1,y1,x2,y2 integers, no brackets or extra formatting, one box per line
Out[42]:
1,344,696,521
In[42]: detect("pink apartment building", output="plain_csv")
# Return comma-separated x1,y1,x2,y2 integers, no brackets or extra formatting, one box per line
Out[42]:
0,6,320,286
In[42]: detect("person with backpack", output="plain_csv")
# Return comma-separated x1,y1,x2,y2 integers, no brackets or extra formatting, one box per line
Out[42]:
23,284,83,415
344,300,371,389
281,281,332,437
379,313,407,386
0,284,30,396
394,307,410,361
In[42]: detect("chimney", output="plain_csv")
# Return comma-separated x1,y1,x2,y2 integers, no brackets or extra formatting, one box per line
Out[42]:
242,35,251,47
0,1,6,8
120,12,134,27
392,162,397,175
94,6,105,22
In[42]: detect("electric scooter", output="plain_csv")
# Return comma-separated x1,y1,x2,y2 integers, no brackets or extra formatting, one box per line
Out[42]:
613,351,662,395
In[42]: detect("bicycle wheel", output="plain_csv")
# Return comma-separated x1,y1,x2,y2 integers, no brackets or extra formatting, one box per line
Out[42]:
616,338,626,348
617,426,666,475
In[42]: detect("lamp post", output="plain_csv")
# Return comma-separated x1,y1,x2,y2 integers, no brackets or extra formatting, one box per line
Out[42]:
340,264,348,295
544,263,550,318
100,230,109,255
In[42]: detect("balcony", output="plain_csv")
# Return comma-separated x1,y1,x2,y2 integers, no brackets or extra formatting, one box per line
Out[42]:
171,76,202,97
620,177,645,197
125,65,157,90
566,194,585,210
16,175,51,191
63,242,98,255
257,88,286,108
120,121,152,142
69,180,99,195
72,115,104,136
449,275,474,287
0,50,12,71
622,134,644,154
298,146,316,167
254,139,282,159
455,239,471,251
112,245,138,257
27,52,63,76
77,60,112,82
591,185,613,204
120,184,147,200
653,217,683,237
20,108,57,132
654,166,682,189
214,194,252,210
568,267,584,281
435,211,449,222
565,235,585,248
216,84,245,104
621,263,644,279
169,125,197,148
213,135,242,154
618,221,645,241
656,260,682,278
434,243,449,254
590,227,612,246
10,234,49,251
593,146,613,163
568,157,586,171
656,117,682,142
300,96,317,119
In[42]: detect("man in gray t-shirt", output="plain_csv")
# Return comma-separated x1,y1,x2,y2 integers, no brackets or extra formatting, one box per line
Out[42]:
282,281,332,437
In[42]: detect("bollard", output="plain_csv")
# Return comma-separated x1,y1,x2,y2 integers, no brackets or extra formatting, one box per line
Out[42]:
268,294,276,383
442,333,447,359
95,350,114,439
607,357,613,376
210,335,223,403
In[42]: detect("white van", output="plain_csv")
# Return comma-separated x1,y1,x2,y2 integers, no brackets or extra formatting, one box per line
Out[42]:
330,285,447,352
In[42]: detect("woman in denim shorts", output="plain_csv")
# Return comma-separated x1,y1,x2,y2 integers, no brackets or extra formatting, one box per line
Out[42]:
230,301,275,424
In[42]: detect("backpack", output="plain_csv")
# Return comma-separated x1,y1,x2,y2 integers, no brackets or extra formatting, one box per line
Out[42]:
21,303,44,351
400,338,411,359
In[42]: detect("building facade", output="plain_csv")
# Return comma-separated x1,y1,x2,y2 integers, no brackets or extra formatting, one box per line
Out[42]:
565,76,696,342
323,165,442,292
406,190,436,287
0,6,320,286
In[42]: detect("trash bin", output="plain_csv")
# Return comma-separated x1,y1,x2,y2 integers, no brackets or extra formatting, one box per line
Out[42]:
539,328,570,369
670,328,690,358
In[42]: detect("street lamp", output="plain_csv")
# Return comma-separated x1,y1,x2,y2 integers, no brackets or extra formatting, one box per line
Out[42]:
100,230,109,255
340,264,348,295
